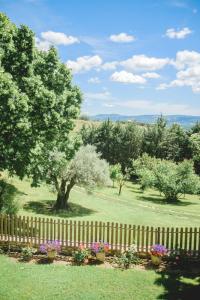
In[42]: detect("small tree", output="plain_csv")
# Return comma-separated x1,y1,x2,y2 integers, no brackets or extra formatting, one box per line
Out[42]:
110,164,121,187
116,166,130,196
134,154,200,202
44,145,111,209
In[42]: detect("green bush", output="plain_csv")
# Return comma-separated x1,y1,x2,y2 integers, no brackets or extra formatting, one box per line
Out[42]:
133,155,200,202
21,247,37,261
114,245,140,269
73,245,90,264
0,179,19,214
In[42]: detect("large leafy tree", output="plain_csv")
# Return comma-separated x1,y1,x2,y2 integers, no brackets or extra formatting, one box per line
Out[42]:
142,116,168,158
81,120,143,171
0,13,82,184
189,133,200,175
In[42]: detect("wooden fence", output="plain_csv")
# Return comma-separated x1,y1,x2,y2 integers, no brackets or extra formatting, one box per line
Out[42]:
0,215,200,255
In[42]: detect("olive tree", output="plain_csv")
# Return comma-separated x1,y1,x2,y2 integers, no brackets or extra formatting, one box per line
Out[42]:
44,145,111,209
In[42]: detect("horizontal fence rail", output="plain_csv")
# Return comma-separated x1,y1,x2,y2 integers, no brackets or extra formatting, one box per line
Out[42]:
0,215,200,255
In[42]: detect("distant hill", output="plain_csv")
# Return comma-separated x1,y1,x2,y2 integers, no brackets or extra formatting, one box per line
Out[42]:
90,114,200,128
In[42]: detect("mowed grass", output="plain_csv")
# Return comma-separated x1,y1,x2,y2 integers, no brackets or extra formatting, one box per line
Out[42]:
0,255,164,300
7,174,200,227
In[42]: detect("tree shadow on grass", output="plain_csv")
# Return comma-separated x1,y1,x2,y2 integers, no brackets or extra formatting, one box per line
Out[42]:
137,195,194,206
155,268,200,299
126,186,143,194
23,200,96,218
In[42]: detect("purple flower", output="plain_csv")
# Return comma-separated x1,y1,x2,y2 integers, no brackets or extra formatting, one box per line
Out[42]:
40,240,61,253
150,244,167,256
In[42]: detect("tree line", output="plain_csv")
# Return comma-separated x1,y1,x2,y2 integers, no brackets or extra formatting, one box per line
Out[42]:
80,117,200,175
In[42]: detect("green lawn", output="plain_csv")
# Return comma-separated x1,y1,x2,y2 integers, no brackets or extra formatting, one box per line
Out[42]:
7,174,200,227
0,255,165,300
1,255,199,300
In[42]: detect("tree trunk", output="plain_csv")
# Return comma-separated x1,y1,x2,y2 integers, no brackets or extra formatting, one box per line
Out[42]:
54,178,75,210
118,184,122,195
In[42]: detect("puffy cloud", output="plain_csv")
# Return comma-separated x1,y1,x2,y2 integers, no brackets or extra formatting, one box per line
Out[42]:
88,77,101,84
110,71,146,84
110,33,135,43
165,27,192,39
173,50,200,69
66,55,102,73
121,55,170,71
157,65,200,93
157,50,200,93
142,72,161,79
40,31,79,45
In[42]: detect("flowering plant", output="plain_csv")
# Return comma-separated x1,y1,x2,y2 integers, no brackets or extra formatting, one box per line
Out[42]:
39,240,61,254
91,241,109,253
73,244,90,264
150,244,167,257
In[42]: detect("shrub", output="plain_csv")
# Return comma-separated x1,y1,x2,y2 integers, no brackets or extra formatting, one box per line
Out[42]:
73,244,90,264
0,179,19,214
133,155,200,202
114,245,140,269
21,247,37,261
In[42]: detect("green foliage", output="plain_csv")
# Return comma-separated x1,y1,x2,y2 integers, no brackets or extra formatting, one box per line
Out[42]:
21,247,37,261
189,133,200,175
0,13,82,182
81,120,143,171
134,155,200,202
73,246,90,264
161,124,190,162
50,145,111,209
0,179,19,214
143,116,167,158
110,164,122,187
114,245,140,269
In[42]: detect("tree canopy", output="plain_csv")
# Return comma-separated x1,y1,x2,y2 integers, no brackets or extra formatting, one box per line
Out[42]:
0,13,82,180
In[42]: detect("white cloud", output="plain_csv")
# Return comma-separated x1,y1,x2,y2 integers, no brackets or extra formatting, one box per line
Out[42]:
110,33,135,43
101,61,118,70
173,50,200,69
165,27,192,39
121,55,170,71
66,55,102,73
41,31,79,45
157,65,200,93
110,71,146,84
142,72,161,79
88,77,101,84
157,50,200,93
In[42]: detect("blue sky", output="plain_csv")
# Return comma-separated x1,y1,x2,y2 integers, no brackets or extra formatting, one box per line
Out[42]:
1,0,200,115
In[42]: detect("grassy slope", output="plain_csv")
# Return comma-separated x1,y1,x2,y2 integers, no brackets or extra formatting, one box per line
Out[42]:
0,255,164,300
8,175,200,227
